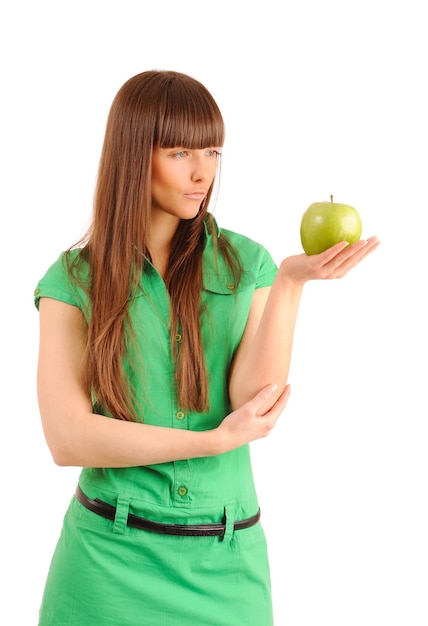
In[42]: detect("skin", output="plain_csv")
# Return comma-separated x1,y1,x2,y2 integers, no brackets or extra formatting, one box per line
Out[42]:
228,235,380,413
149,146,220,274
37,146,380,467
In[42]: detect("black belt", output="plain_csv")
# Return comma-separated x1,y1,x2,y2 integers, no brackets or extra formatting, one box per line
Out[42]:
75,485,260,537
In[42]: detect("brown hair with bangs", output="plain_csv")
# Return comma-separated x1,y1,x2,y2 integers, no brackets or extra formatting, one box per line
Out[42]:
68,70,242,421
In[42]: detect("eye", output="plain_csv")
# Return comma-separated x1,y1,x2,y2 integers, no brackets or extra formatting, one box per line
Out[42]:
171,150,189,159
206,149,222,158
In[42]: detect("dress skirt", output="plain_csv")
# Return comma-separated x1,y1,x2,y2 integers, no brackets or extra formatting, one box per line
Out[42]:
38,495,274,626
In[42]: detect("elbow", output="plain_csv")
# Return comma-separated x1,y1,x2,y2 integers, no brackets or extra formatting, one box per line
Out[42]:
40,411,88,467
51,451,74,467
44,434,81,467
49,446,78,467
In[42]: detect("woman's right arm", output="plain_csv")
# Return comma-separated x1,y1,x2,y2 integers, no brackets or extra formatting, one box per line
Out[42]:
37,297,289,468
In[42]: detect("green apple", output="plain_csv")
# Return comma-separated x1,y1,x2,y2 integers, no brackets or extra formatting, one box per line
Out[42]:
300,195,362,255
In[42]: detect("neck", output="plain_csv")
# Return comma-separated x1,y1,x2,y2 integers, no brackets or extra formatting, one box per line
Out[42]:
148,211,180,278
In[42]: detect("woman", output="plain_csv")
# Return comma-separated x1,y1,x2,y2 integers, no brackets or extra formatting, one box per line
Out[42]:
34,69,379,625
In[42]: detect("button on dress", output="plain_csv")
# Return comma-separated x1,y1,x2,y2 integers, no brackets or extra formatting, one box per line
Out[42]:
35,215,279,626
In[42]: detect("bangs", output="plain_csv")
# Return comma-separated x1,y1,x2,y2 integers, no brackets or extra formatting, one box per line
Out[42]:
155,79,225,149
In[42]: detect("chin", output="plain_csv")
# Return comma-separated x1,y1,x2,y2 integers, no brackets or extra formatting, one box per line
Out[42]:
180,207,203,220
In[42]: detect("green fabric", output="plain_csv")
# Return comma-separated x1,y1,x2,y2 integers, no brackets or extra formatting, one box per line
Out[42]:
35,216,278,625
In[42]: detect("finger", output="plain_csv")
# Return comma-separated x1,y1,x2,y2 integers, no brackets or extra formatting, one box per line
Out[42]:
318,237,380,276
248,384,278,410
330,237,381,277
323,239,368,264
316,241,354,264
342,236,380,259
323,236,380,262
243,383,282,418
259,384,291,417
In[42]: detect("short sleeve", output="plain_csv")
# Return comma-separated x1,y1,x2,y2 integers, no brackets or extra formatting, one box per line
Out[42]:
253,244,278,289
214,226,278,290
33,251,88,312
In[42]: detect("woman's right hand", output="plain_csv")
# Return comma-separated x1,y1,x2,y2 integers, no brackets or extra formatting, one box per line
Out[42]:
215,384,291,453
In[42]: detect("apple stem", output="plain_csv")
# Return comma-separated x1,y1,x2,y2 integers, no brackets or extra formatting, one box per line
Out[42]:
330,195,334,203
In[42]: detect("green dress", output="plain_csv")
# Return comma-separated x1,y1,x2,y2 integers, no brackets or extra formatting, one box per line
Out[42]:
34,216,278,626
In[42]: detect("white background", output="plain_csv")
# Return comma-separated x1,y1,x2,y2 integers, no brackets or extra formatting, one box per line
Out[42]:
1,1,427,624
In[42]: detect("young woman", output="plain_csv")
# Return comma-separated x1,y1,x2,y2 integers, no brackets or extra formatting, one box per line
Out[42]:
34,69,380,625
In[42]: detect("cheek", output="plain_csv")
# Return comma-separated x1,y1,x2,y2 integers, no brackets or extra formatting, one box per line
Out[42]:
150,165,163,188
150,176,167,208
209,161,218,183
150,167,171,200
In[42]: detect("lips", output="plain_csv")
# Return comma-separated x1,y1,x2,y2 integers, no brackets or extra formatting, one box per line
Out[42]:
184,192,206,201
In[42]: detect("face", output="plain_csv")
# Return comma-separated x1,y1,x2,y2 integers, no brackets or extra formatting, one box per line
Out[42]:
151,146,221,221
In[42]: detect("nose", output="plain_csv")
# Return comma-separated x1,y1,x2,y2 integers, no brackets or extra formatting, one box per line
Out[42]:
190,151,212,182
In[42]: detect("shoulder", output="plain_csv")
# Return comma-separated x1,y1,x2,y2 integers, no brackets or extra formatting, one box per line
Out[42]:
204,218,278,290
206,214,275,261
221,226,271,255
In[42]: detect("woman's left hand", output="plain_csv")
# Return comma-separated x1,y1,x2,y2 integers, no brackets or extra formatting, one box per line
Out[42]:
278,236,380,286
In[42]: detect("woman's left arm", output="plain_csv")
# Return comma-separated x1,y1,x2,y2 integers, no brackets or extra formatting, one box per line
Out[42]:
228,237,380,413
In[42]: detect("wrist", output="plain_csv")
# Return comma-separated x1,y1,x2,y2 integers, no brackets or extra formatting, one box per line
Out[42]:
200,427,227,457
276,261,306,291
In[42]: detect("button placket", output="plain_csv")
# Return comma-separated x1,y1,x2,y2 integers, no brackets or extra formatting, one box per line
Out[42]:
173,408,188,429
172,459,191,505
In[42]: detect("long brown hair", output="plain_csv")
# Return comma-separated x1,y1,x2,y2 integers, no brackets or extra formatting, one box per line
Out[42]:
68,70,242,421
